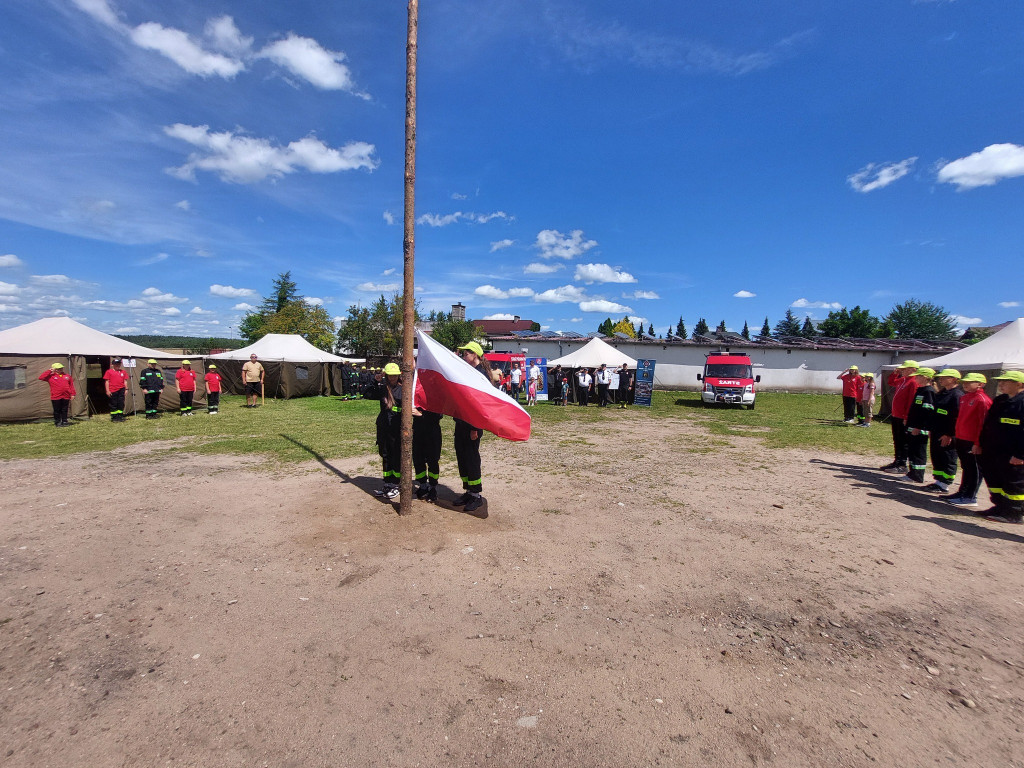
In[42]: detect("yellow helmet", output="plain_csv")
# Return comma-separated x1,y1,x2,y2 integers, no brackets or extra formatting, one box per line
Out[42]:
383,362,401,376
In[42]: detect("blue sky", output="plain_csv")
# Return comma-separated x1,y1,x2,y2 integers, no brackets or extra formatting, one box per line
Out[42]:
2,0,1022,339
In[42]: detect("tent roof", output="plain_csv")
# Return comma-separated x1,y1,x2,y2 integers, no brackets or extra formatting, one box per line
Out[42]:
209,334,347,362
0,317,171,358
916,318,1024,371
547,337,638,368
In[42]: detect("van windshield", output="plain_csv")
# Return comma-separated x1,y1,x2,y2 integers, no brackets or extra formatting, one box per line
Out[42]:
705,363,752,379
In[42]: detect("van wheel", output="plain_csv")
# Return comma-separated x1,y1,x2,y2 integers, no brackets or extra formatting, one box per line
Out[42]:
747,402,755,410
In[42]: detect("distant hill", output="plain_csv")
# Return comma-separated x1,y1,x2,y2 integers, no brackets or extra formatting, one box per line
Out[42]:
115,335,246,354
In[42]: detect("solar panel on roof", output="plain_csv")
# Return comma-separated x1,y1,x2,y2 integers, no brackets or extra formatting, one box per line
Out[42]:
614,332,631,339
560,331,582,338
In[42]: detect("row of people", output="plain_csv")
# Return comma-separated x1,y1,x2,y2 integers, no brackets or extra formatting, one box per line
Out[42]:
837,366,877,425
880,361,1024,524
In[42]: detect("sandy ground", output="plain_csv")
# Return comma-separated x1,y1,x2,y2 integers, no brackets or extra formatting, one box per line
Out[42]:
2,412,1023,768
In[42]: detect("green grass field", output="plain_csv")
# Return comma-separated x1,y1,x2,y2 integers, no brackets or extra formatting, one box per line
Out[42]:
0,391,892,462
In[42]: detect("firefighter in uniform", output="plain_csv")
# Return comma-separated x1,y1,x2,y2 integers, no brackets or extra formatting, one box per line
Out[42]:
942,373,992,508
103,356,131,422
881,360,919,472
412,407,443,503
453,341,491,514
38,362,75,427
925,369,963,492
976,370,1024,524
901,367,936,484
175,360,197,416
139,359,164,419
204,364,222,415
364,362,403,500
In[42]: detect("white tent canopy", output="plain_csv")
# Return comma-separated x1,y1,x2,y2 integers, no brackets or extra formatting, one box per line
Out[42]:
209,334,355,362
916,318,1024,372
548,337,638,368
0,317,169,358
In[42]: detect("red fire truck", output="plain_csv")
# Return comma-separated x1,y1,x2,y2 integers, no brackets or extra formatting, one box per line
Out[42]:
697,353,761,409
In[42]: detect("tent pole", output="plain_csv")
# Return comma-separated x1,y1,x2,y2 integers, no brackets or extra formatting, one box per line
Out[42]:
398,0,418,516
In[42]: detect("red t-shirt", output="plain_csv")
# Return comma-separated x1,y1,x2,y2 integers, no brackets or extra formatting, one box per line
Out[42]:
103,368,130,392
204,372,222,393
954,389,993,443
39,370,76,399
175,369,197,392
891,376,918,420
840,372,862,398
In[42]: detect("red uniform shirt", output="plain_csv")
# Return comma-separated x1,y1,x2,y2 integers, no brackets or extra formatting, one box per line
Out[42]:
204,372,222,393
840,372,862,398
103,368,130,392
954,389,993,443
891,376,918,420
175,368,197,392
39,369,76,399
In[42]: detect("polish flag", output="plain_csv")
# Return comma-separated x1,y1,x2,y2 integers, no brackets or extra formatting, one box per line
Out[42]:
414,329,531,442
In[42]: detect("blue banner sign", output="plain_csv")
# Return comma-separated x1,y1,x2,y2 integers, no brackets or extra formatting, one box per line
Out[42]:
633,359,656,407
525,357,548,400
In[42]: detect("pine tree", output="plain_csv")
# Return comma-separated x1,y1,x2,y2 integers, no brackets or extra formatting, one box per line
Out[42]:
647,323,654,336
597,317,614,336
692,318,710,338
675,316,686,337
801,316,817,337
760,317,771,337
773,309,802,337
715,319,727,333
636,322,644,337
741,321,750,340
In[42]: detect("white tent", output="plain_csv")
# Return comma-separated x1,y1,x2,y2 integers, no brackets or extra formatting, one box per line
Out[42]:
917,318,1024,373
209,333,348,362
0,316,169,358
548,337,638,368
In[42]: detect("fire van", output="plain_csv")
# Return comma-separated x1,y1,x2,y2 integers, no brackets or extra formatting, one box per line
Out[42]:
697,352,761,409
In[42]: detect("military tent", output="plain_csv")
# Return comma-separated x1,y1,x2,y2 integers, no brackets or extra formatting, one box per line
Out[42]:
0,317,205,422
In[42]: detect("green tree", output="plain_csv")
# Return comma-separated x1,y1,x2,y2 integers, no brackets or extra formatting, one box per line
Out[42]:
529,321,541,332
773,309,802,337
336,294,420,357
430,312,482,351
692,318,710,338
611,318,636,338
240,272,334,350
884,299,957,340
259,271,301,314
647,323,654,336
741,321,750,340
597,317,615,336
800,316,817,338
817,305,880,338
715,319,727,333
675,316,686,337
760,317,771,337
636,321,644,337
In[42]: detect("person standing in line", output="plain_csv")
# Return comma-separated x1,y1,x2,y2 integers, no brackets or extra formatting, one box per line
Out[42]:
837,365,863,423
139,359,164,419
204,364,222,415
900,367,936,484
175,360,197,416
527,375,538,407
529,359,542,394
857,372,876,427
942,373,992,508
576,367,592,406
560,376,570,406
509,362,523,402
364,362,404,499
975,371,1024,524
881,360,920,472
924,369,963,492
103,357,130,423
617,364,633,409
595,363,612,407
549,364,563,404
452,341,491,514
38,362,75,427
241,354,265,408
412,405,442,503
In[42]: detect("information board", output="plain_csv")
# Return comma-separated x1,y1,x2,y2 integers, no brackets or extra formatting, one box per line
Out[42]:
633,359,656,407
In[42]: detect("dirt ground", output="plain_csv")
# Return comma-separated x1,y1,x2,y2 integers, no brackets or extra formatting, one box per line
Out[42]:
2,413,1023,768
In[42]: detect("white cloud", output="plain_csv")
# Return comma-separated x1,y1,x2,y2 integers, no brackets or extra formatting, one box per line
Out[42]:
937,143,1024,190
630,290,660,300
524,262,564,274
534,229,598,260
451,192,468,200
733,289,756,298
998,301,1020,308
417,211,511,227
164,124,377,184
356,282,399,292
475,285,535,300
71,0,121,28
574,263,636,284
534,285,587,304
304,296,324,306
579,299,632,314
847,157,917,193
114,326,140,334
0,254,25,268
792,298,842,309
259,34,363,93
482,313,515,320
382,210,395,225
233,302,255,311
626,316,648,327
188,306,214,315
137,253,169,266
210,284,256,298
130,22,245,78
31,274,72,285
205,16,252,56
174,200,191,211
490,239,515,253
951,315,982,327
162,307,182,316
0,281,19,295
142,287,187,303
382,268,396,276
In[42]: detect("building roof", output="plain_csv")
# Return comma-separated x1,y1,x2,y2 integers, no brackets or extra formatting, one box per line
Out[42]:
209,333,350,362
472,318,536,335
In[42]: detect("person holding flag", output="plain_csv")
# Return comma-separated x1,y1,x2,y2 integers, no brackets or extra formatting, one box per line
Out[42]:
452,342,492,514
365,362,404,500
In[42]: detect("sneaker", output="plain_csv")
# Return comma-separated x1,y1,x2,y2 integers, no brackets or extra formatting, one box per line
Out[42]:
383,486,399,500
879,461,898,470
946,497,977,508
843,419,856,424
426,486,437,503
452,492,472,506
938,492,961,501
897,474,923,484
373,486,390,497
463,495,485,514
883,465,908,474
922,483,948,493
983,513,1023,525
415,484,429,500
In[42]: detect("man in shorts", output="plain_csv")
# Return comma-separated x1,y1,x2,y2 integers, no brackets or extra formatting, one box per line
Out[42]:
242,354,265,407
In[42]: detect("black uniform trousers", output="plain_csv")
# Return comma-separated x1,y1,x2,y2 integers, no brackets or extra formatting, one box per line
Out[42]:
144,391,161,417
377,413,401,485
979,452,1024,516
179,390,194,413
453,419,482,493
906,430,929,482
109,389,126,420
842,396,857,421
597,383,610,406
576,382,589,406
954,438,981,501
890,418,908,466
51,398,70,426
929,434,958,484
207,391,220,413
413,414,442,487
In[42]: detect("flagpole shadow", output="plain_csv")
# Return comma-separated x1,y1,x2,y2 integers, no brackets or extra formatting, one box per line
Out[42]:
280,434,386,500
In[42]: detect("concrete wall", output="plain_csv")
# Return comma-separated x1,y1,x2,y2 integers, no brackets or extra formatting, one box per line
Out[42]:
489,339,920,393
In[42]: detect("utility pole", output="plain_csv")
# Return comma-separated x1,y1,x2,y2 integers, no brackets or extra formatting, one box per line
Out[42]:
399,0,418,516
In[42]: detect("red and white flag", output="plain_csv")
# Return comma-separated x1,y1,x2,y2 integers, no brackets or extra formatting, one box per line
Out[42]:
414,330,531,442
